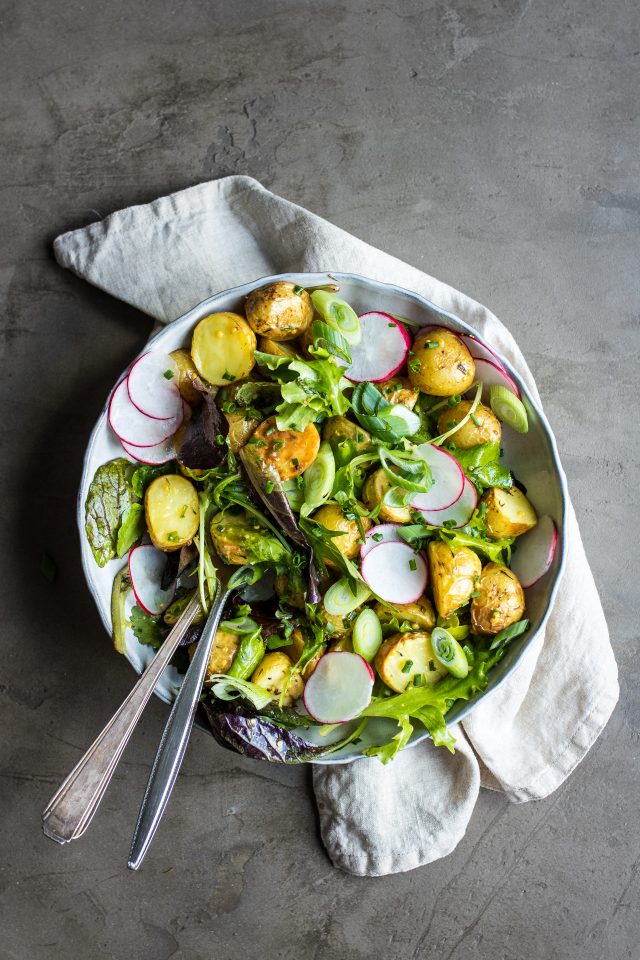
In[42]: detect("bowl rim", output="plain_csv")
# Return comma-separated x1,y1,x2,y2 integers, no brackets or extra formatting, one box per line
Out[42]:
78,271,568,765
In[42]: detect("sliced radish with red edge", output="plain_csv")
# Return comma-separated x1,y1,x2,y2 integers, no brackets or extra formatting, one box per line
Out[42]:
345,312,410,382
409,444,465,512
127,352,182,420
128,544,176,616
121,435,177,465
510,515,558,588
109,379,183,447
360,523,404,560
303,652,374,723
472,357,521,400
419,477,477,528
361,541,428,603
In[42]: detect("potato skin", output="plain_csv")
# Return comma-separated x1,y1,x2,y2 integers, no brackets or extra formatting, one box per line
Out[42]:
374,596,436,631
225,410,260,453
169,348,206,405
471,563,525,635
251,651,304,705
245,282,313,341
481,487,537,538
311,502,372,562
362,468,412,523
191,312,256,386
209,510,264,565
408,327,475,396
280,627,325,678
322,416,374,455
428,540,482,619
437,400,501,448
144,475,199,551
251,416,320,480
257,336,301,359
375,632,448,692
377,376,419,410
189,629,239,679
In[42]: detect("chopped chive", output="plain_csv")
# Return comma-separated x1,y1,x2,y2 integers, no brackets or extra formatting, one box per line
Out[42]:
442,519,457,529
179,504,187,518
470,590,480,597
222,401,237,413
426,340,439,349
388,322,395,328
167,531,179,543
293,284,304,295
372,533,384,542
222,370,235,381
428,659,435,671
273,439,285,451
292,457,300,468
408,358,421,373
408,350,415,356
470,413,481,427
215,433,225,445
413,674,423,686
248,437,265,446
265,480,275,494
163,369,174,380
401,659,414,673
447,394,461,406
409,558,417,571
265,426,276,436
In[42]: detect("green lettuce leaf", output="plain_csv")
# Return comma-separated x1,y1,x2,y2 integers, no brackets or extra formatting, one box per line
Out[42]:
116,503,145,557
130,603,165,649
85,458,138,567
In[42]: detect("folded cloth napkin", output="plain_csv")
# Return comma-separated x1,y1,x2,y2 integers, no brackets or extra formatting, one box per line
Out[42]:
54,175,619,876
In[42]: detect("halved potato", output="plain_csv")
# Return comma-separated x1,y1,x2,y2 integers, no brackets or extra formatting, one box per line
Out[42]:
481,487,537,538
144,475,199,551
362,468,412,523
329,635,354,653
375,631,448,692
377,376,419,410
251,651,304,705
225,410,260,453
374,596,436,631
251,416,320,480
280,628,325,678
312,502,372,563
471,563,525,635
191,312,256,386
169,348,207,406
428,540,482,619
322,416,374,455
189,629,239,680
257,335,302,359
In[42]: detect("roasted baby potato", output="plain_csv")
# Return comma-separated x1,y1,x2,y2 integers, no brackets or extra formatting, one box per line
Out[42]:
169,348,207,405
329,635,354,653
375,631,448,692
408,327,475,396
189,628,239,679
377,376,419,410
471,562,525,635
144,475,199,551
322,416,374,455
311,502,372,562
362,468,412,523
257,335,301,359
250,416,320,480
428,540,482,619
191,312,256,386
208,509,283,565
225,411,261,453
245,281,313,341
481,487,537,538
321,607,356,637
374,596,436,631
437,400,501,448
280,628,325,678
251,651,304,705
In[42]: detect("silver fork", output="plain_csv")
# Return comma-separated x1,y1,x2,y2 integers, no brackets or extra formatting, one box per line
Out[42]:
127,562,257,870
42,593,201,844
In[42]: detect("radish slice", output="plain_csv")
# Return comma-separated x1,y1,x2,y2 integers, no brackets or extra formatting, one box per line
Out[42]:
459,334,508,373
303,652,374,723
473,357,521,400
127,352,182,420
409,444,465,512
510,515,558,588
361,523,404,559
108,379,182,447
419,477,477,528
121,435,177,464
345,312,410,382
128,544,176,615
361,541,428,603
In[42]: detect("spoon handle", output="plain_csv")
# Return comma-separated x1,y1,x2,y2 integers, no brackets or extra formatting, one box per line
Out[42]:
42,594,201,844
127,584,228,870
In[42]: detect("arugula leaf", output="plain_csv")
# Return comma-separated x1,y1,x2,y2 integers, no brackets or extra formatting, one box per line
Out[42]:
116,502,145,557
85,458,137,567
130,603,165,649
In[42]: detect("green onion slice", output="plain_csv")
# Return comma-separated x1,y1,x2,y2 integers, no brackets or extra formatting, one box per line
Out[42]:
379,447,433,493
323,577,371,617
352,607,383,662
303,442,336,510
489,384,529,433
431,627,469,678
311,290,361,345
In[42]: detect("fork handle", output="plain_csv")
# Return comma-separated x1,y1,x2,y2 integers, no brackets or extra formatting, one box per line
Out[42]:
127,584,229,869
42,594,201,844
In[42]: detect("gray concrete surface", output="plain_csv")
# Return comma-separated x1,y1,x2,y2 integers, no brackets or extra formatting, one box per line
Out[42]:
1,0,639,957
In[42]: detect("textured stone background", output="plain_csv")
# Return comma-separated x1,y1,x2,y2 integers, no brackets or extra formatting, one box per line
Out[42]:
1,1,639,957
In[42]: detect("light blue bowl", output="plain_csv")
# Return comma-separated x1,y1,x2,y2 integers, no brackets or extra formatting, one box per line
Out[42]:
78,273,567,764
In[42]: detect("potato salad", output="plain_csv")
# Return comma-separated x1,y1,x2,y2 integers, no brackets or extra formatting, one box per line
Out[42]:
85,280,558,764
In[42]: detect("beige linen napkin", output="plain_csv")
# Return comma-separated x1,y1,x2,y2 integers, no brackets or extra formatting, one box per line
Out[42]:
54,175,618,877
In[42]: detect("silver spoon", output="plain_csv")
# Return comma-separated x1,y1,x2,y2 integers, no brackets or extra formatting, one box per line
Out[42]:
127,562,258,870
